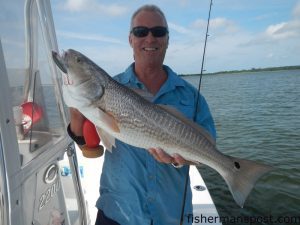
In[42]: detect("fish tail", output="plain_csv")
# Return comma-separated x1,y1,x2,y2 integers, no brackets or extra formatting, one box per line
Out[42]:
222,156,274,207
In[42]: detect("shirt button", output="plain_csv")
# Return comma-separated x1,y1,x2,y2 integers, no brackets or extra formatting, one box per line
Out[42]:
148,175,154,180
148,197,154,202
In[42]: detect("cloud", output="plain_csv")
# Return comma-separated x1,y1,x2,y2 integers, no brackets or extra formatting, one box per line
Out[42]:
178,0,190,7
192,17,239,34
74,45,132,75
252,13,274,21
52,0,300,74
169,17,239,40
57,30,125,44
264,1,300,40
265,21,300,40
168,22,190,34
211,18,235,28
60,0,128,16
165,17,246,73
191,18,206,29
292,1,300,18
242,2,300,47
167,7,300,73
255,3,300,43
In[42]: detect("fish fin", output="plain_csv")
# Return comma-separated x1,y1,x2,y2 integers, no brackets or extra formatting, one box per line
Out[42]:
96,127,116,152
130,88,154,102
158,104,216,146
82,107,120,133
222,156,274,207
82,108,120,133
105,111,120,133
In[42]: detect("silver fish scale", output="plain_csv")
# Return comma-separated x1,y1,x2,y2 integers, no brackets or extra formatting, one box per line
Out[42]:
99,78,221,163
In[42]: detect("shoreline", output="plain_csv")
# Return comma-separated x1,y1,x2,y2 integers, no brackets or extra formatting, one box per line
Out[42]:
181,65,300,77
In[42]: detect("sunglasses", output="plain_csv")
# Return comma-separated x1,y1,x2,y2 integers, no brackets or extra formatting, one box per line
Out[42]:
131,26,169,38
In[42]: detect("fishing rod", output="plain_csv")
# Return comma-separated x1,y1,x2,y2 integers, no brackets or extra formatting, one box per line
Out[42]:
194,0,213,120
179,0,213,224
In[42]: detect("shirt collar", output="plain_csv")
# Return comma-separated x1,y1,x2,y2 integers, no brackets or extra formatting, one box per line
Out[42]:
118,63,143,88
156,65,185,98
120,63,186,95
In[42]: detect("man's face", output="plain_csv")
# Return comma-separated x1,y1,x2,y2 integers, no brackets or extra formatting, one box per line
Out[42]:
129,10,169,67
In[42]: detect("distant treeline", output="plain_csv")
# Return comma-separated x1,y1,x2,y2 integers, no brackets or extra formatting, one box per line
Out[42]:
181,65,300,76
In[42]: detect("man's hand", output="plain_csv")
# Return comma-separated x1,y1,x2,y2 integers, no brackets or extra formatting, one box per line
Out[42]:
69,107,85,136
148,148,196,168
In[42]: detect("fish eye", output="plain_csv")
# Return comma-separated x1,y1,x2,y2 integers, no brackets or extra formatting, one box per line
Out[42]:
76,57,82,63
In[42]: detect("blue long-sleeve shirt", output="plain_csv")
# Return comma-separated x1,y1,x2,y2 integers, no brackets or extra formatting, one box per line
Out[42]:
96,64,216,225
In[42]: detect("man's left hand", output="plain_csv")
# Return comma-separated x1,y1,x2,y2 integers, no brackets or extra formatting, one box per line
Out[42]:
148,148,196,167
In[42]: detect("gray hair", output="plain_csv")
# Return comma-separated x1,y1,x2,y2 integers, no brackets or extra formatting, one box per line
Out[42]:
130,4,168,31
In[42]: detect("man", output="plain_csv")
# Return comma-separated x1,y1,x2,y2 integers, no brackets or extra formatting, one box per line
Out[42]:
68,4,216,225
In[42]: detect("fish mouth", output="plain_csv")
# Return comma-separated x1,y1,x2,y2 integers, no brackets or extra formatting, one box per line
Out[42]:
52,50,73,85
52,51,67,74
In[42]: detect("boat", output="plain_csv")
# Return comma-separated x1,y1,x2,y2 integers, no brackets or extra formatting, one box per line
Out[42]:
0,0,221,224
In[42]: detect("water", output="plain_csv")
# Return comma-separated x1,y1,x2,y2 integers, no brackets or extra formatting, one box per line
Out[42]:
183,70,300,224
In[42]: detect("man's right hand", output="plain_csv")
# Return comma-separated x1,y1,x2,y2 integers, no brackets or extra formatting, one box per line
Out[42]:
69,107,85,136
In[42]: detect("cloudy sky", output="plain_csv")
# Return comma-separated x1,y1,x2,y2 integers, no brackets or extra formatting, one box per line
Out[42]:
51,0,300,75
